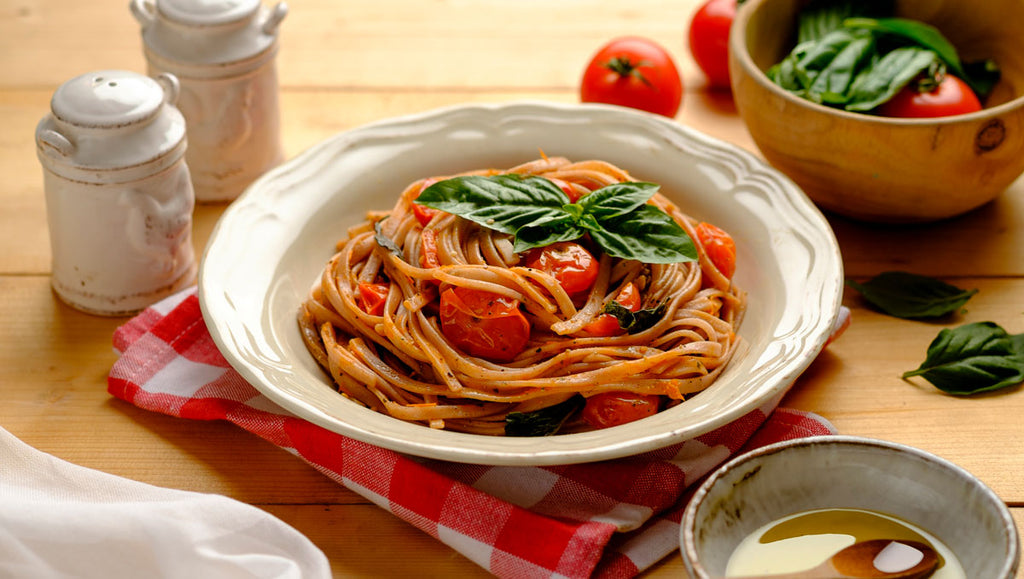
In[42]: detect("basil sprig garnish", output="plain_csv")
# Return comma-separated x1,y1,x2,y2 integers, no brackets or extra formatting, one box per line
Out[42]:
903,322,1024,395
768,0,1000,112
846,271,977,319
415,175,697,264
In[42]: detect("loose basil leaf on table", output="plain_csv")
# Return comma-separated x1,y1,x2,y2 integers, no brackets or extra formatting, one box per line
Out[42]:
416,175,697,264
902,322,1024,395
845,271,978,319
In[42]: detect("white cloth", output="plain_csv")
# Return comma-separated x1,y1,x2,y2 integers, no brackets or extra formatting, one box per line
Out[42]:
0,426,330,578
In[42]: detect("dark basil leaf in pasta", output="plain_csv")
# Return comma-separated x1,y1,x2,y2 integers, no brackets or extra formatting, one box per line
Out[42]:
373,219,404,260
902,322,1024,395
603,301,668,334
505,395,586,436
846,271,977,318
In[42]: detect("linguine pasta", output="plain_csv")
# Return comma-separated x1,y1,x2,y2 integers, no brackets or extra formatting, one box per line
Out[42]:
298,157,746,435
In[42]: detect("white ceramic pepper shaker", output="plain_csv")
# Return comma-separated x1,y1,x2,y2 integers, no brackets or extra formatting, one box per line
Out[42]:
36,70,197,316
131,0,287,203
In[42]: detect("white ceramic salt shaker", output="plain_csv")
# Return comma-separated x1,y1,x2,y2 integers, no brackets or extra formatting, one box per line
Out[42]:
36,70,197,316
131,0,287,203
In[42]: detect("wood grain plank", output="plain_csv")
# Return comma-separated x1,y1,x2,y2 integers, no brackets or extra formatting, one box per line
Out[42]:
0,0,708,90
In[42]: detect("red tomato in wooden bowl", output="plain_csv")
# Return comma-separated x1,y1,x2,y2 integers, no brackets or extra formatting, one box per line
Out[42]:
580,36,684,118
877,74,982,118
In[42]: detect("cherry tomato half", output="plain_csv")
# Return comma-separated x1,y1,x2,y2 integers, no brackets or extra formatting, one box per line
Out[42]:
439,287,530,362
688,0,737,90
580,36,684,118
525,241,599,295
420,227,441,270
357,282,389,316
877,74,982,119
583,282,642,337
412,178,441,227
695,222,736,279
582,392,662,429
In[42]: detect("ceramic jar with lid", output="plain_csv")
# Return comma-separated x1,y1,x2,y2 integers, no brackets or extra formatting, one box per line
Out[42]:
131,0,287,203
36,69,197,316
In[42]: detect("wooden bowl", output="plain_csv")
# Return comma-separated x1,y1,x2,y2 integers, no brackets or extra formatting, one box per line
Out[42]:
729,0,1024,222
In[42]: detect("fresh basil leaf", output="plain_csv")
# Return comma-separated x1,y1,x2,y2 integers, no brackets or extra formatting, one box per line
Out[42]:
797,0,893,44
846,271,978,319
844,46,940,111
902,322,1024,395
845,17,961,70
809,34,876,104
415,175,696,265
577,182,659,221
962,58,1001,99
603,301,667,334
373,218,404,260
793,29,860,92
512,221,585,253
843,17,999,99
505,394,586,436
416,175,571,235
768,52,804,93
585,205,698,264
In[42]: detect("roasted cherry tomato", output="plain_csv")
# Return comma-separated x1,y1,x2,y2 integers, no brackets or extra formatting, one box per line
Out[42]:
420,227,442,270
580,36,684,118
688,0,737,89
357,282,390,316
583,282,642,336
877,74,982,118
439,287,530,362
582,392,662,429
412,178,441,227
525,241,599,295
550,177,585,203
695,222,736,279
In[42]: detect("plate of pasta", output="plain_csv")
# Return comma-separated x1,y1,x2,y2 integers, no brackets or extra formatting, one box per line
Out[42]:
199,101,843,465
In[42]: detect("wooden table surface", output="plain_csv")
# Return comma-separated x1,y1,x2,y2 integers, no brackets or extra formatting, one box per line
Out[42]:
3,0,1023,576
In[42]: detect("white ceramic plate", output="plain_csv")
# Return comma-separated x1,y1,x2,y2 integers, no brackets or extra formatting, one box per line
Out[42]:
199,101,843,465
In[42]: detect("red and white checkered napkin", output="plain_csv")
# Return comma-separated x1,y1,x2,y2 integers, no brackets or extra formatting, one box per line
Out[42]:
108,288,847,578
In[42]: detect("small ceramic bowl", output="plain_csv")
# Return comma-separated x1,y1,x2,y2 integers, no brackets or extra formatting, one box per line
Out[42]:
681,436,1020,578
729,0,1024,222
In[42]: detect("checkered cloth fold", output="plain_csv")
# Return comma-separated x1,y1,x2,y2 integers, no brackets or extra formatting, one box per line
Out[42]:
108,288,846,578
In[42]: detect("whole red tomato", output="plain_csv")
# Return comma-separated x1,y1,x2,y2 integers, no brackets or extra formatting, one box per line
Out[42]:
877,74,982,118
688,0,737,89
580,36,684,118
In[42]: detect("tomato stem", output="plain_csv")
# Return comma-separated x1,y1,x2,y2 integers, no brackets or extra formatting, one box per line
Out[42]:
603,57,652,87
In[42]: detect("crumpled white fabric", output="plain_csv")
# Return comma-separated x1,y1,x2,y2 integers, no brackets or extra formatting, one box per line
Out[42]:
0,426,330,579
